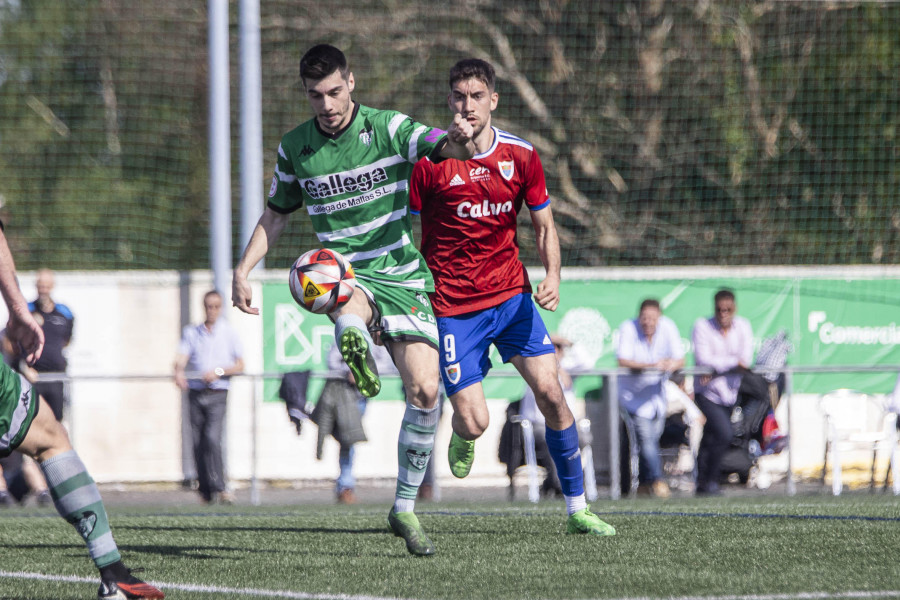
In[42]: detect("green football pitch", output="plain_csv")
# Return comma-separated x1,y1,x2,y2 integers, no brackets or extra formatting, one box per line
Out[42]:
1,495,899,600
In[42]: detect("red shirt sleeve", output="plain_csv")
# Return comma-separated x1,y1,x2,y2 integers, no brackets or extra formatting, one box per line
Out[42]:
523,148,550,210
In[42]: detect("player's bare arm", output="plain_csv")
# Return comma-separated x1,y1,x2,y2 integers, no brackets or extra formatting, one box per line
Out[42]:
531,206,562,312
439,113,476,160
0,231,45,364
233,207,290,315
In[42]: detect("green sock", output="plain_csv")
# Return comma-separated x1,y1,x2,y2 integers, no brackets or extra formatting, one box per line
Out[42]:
395,404,439,506
41,450,121,568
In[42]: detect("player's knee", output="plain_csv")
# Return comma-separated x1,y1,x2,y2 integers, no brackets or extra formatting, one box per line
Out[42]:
406,380,439,410
457,412,488,438
534,385,566,413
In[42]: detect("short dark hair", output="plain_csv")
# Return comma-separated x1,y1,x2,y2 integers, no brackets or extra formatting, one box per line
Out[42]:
714,289,735,303
300,44,349,85
639,298,660,313
449,58,496,91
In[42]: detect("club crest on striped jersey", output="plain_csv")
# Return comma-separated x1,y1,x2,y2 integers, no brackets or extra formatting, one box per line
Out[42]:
268,175,278,198
498,160,515,181
358,128,373,146
444,363,461,385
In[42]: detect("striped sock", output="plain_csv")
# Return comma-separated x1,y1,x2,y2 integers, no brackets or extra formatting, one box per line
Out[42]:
40,450,121,568
394,403,439,512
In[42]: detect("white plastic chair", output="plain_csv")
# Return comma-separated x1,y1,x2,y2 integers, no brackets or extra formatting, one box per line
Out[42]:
818,389,899,496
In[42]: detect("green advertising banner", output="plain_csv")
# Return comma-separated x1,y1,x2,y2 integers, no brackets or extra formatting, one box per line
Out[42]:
263,273,900,402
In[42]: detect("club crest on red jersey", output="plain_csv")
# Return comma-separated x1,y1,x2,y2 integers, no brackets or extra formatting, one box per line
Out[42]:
498,160,515,181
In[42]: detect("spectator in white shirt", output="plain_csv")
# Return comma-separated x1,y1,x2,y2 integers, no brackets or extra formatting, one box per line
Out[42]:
616,299,685,498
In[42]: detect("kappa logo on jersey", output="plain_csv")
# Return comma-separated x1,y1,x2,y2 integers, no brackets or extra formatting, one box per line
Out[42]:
405,449,430,471
469,166,491,182
299,145,316,156
498,160,515,181
449,174,465,187
457,199,514,219
302,166,389,200
444,363,461,385
358,128,373,146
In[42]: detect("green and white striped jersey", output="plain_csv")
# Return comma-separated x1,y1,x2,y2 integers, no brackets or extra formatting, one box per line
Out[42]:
267,103,447,292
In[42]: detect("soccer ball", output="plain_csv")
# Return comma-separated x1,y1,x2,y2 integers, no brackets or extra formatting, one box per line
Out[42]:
289,248,356,314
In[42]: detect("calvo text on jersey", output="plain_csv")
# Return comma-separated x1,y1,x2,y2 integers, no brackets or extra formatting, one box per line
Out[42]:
303,166,389,201
457,199,514,218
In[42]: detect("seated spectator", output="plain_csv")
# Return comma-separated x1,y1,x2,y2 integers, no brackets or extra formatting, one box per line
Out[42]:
616,299,685,498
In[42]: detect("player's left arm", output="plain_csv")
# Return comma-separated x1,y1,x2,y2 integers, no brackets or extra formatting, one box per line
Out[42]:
531,206,561,312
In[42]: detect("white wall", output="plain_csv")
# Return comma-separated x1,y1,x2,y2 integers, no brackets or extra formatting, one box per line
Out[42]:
5,270,892,488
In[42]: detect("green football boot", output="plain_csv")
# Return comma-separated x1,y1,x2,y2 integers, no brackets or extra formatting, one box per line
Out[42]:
339,326,381,398
566,507,616,536
388,509,436,556
447,431,475,478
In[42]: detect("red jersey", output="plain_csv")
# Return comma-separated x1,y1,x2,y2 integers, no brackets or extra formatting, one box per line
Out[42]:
410,127,550,317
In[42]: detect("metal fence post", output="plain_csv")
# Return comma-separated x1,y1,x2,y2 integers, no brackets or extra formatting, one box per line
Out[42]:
250,375,260,506
607,372,620,499
785,367,796,497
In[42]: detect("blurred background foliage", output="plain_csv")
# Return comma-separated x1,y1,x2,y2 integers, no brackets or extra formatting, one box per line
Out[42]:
0,0,897,270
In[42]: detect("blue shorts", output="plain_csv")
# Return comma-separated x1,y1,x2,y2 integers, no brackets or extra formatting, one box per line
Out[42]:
437,293,555,396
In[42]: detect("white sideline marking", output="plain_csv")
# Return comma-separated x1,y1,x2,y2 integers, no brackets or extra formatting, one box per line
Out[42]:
3,572,900,600
0,570,405,600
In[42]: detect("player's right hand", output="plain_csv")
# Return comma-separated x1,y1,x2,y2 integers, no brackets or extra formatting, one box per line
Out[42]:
232,275,259,315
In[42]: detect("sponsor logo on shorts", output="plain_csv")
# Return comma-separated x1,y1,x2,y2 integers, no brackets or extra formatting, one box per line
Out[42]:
410,305,436,325
20,388,30,409
405,449,429,471
444,363,461,385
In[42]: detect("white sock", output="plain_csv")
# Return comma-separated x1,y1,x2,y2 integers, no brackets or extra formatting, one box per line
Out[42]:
334,314,374,346
393,498,416,513
564,493,587,515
